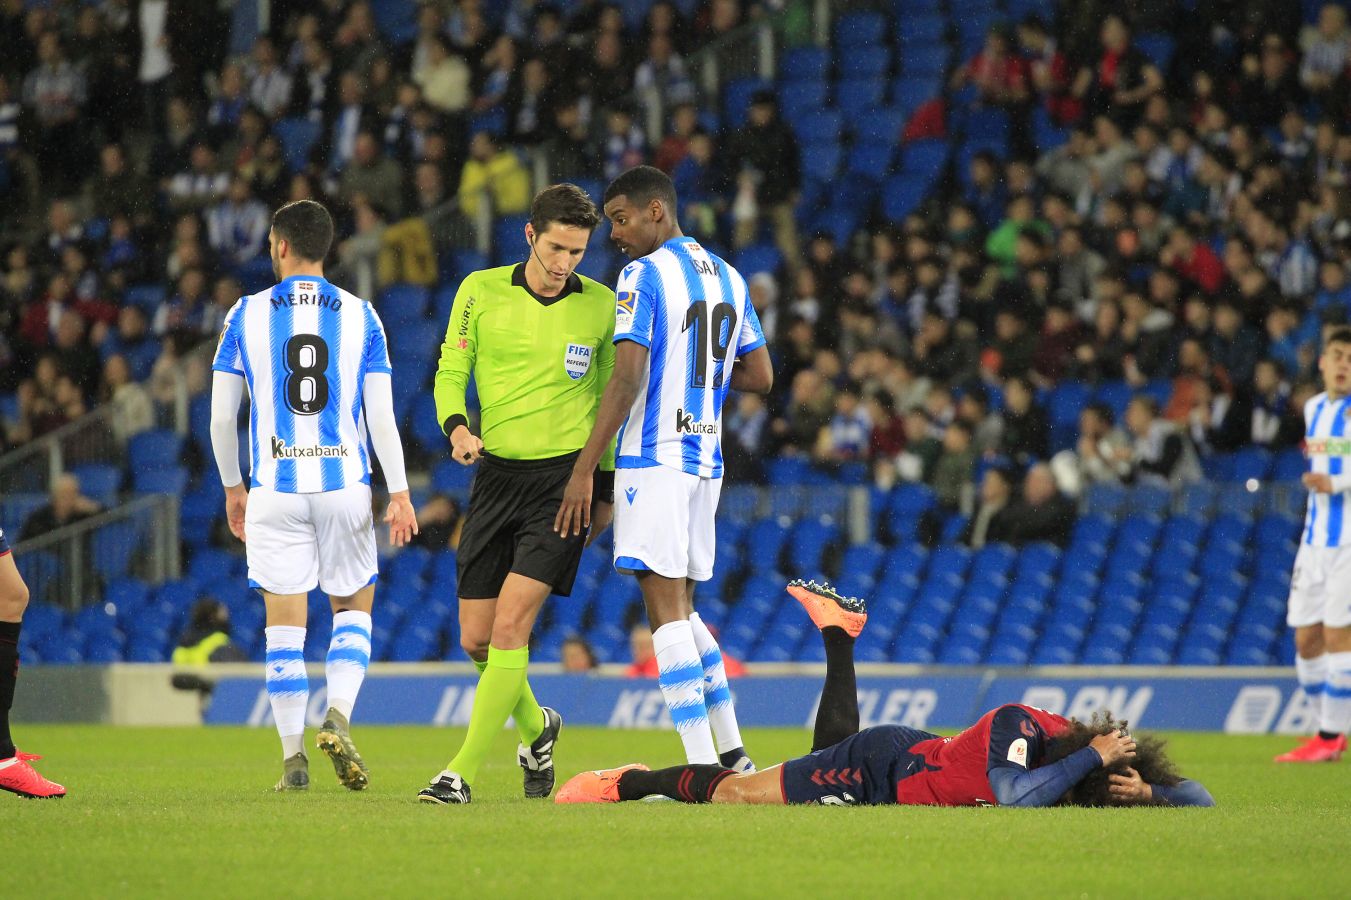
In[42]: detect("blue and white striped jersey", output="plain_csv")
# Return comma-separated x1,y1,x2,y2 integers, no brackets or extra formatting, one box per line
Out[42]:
612,237,766,478
211,274,392,493
1303,391,1351,547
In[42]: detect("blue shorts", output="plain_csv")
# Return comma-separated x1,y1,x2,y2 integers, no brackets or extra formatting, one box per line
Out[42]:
780,725,939,806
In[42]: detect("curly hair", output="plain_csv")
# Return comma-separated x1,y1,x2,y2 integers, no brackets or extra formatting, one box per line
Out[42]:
1040,711,1183,807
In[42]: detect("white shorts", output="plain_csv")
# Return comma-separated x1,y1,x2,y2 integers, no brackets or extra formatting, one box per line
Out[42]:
1288,544,1351,629
245,483,377,597
613,465,721,581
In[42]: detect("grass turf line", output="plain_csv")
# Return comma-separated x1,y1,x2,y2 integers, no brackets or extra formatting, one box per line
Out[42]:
5,726,1349,899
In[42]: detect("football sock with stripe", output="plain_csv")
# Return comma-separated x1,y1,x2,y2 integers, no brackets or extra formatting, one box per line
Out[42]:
617,764,735,803
813,626,860,752
1320,651,1351,735
471,657,546,745
1296,654,1327,700
653,620,718,764
325,610,372,721
447,645,529,782
0,620,19,760
265,626,309,759
688,612,745,756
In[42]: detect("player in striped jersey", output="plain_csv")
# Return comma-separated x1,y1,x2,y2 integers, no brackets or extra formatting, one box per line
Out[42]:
1278,327,1351,762
557,166,773,771
210,200,417,791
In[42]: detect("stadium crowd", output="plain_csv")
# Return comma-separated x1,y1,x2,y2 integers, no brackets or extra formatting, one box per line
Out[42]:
0,0,1342,551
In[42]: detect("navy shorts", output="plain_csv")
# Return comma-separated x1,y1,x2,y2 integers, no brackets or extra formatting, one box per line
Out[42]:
780,725,939,806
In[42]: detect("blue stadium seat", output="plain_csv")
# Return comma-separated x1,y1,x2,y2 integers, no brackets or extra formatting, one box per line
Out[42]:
71,463,122,504
780,46,831,82
1271,448,1306,482
899,139,949,179
847,141,895,179
901,45,950,76
722,77,773,128
430,459,475,496
835,11,887,47
839,46,891,78
778,80,830,120
851,105,908,145
791,109,843,144
799,140,843,182
735,243,783,276
378,283,431,324
128,430,186,473
1229,447,1274,483
896,14,946,45
1135,33,1176,71
835,77,887,117
491,214,530,267
273,117,321,173
134,466,189,494
881,174,929,222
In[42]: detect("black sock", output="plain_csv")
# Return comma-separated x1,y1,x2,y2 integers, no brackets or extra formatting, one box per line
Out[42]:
617,765,735,803
718,746,749,768
0,620,19,760
812,626,859,752
1318,730,1342,742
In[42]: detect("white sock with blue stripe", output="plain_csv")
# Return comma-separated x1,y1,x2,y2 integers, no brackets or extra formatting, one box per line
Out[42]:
1321,651,1351,735
652,620,718,764
264,625,309,759
325,610,373,722
689,612,745,755
1296,654,1327,701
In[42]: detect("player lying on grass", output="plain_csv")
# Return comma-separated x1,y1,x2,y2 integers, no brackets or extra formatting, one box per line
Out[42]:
558,580,1215,808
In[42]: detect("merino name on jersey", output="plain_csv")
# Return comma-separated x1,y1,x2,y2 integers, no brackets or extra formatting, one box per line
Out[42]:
212,274,393,493
611,237,766,478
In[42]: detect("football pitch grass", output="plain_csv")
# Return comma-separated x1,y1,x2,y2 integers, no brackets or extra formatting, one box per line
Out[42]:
7,725,1348,899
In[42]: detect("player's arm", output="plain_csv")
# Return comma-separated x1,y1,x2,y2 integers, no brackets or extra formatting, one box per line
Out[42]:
432,276,484,465
729,294,772,394
363,310,417,547
556,340,647,537
985,708,1135,808
209,301,248,541
586,318,618,546
1108,768,1215,807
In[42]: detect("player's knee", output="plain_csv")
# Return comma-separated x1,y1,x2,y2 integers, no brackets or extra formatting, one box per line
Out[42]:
0,579,29,619
460,635,489,662
1295,628,1325,657
712,775,750,805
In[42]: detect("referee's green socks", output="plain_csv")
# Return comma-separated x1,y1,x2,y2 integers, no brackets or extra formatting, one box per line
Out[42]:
450,646,534,782
471,656,546,746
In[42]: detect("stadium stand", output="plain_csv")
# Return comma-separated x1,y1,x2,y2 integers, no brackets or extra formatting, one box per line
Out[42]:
0,0,1337,674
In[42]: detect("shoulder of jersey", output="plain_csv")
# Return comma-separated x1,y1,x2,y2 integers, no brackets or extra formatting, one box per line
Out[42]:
1309,392,1330,414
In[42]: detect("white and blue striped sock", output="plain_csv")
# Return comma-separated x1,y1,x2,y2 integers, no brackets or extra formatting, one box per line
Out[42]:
1320,651,1351,735
325,610,372,722
653,620,717,764
264,625,308,758
689,612,745,755
1296,654,1327,701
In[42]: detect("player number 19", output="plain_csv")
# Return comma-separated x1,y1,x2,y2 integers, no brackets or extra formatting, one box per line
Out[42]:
284,333,330,415
683,300,736,389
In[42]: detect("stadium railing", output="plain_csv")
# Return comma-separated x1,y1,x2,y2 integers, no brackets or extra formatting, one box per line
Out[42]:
13,493,181,610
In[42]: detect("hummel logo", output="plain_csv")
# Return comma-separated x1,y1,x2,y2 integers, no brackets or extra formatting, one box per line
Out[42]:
624,486,637,505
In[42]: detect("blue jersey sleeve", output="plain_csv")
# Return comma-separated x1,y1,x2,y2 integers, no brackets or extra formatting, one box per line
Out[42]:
613,260,655,349
1152,779,1215,807
363,303,393,375
211,299,246,376
986,706,1050,776
989,746,1102,808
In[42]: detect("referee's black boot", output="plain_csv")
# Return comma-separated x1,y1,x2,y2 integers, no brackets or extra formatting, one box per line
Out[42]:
418,770,472,804
519,706,563,798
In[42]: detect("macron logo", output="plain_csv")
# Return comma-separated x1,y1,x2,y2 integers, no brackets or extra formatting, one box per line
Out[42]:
624,486,637,505
674,408,717,435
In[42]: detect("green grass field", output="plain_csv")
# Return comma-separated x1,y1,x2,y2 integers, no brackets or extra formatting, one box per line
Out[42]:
6,725,1348,898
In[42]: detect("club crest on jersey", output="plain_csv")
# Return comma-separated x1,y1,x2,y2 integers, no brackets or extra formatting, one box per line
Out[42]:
564,342,593,380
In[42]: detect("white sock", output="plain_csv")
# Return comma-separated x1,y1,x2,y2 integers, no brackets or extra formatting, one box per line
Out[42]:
265,625,308,759
1296,654,1328,698
1321,652,1351,735
689,612,745,755
325,610,372,721
652,620,717,764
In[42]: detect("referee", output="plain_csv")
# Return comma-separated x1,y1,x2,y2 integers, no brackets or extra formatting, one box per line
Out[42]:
418,184,616,805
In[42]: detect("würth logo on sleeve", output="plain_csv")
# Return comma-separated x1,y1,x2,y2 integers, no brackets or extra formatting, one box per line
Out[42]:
674,408,717,435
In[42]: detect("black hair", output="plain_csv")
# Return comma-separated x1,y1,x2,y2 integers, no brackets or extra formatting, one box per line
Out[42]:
271,199,334,262
1041,712,1182,807
530,183,602,235
1084,401,1114,425
603,165,678,212
1327,326,1351,347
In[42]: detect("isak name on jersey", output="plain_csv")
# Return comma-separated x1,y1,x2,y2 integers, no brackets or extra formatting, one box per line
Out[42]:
674,408,717,435
270,436,349,459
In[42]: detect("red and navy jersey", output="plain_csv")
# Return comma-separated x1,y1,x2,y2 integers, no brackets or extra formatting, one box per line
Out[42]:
896,704,1070,806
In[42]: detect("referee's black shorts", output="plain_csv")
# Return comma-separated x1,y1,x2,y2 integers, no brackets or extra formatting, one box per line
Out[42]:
456,451,587,599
